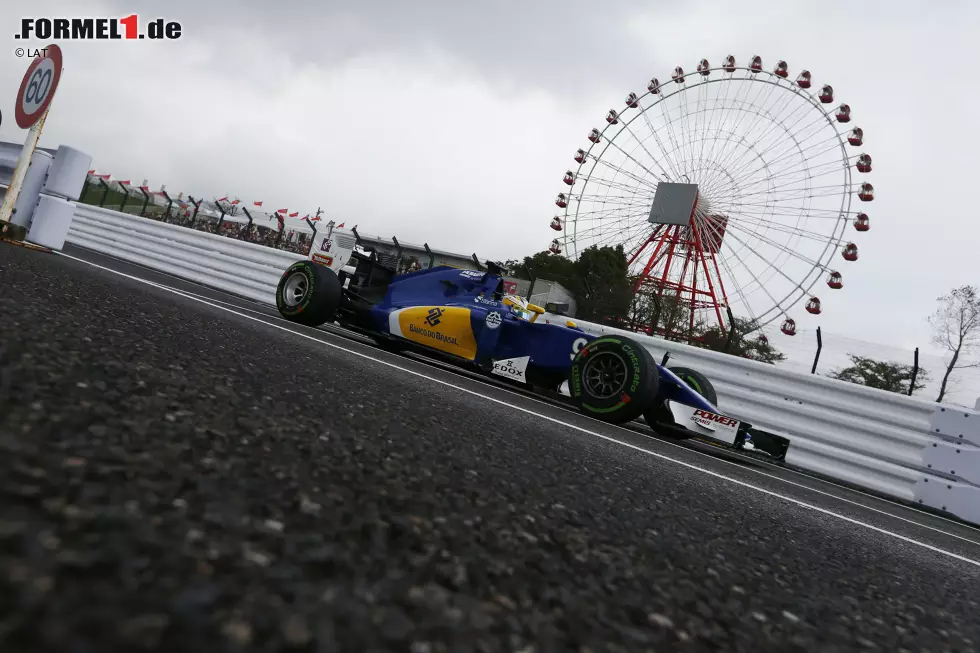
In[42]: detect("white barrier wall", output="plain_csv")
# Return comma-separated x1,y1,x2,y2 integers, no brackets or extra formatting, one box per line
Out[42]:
63,204,980,526
68,205,304,305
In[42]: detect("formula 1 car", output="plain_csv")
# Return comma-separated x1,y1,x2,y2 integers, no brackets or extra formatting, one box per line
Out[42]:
275,242,789,460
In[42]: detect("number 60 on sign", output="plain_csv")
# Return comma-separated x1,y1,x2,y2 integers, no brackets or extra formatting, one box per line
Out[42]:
15,44,63,129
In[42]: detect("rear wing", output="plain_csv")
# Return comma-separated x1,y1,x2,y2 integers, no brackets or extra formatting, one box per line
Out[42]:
309,226,357,273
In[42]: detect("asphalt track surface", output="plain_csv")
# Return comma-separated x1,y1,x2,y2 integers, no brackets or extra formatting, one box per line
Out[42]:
3,242,980,653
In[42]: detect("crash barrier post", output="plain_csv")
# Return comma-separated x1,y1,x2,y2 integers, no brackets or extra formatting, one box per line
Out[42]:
117,183,130,213
523,263,538,305
723,306,737,354
242,208,255,241
811,327,823,374
303,217,318,255
909,348,920,397
139,186,151,216
98,178,111,207
541,313,980,526
160,190,173,221
646,293,661,337
189,196,203,226
215,202,227,233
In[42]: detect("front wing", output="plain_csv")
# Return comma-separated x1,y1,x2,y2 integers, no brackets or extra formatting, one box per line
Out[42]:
648,407,790,462
485,355,790,461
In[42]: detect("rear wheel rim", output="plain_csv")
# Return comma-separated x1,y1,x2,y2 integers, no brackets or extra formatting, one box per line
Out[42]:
282,271,309,307
683,376,703,395
581,351,628,399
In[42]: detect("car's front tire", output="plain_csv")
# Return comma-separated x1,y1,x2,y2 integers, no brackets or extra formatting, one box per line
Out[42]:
667,366,718,405
276,260,342,327
567,336,657,424
644,365,718,439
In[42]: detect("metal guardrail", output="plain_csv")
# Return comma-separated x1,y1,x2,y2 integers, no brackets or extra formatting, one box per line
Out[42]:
542,314,980,524
64,204,980,525
68,204,304,305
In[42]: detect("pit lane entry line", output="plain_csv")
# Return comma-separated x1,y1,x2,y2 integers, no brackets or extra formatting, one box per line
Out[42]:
57,252,980,568
67,253,980,548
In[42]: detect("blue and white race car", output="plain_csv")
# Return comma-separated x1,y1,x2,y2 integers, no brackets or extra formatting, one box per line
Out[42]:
275,249,789,460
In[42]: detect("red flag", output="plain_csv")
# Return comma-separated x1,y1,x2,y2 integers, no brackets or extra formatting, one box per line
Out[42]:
278,208,288,214
311,216,322,222
140,185,149,191
253,201,263,206
302,214,309,220
337,223,345,228
231,199,240,205
87,169,95,174
288,212,299,217
96,174,110,179
118,180,131,185
217,196,228,202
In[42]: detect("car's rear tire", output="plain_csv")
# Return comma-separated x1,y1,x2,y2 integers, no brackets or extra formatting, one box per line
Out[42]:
276,260,342,327
567,336,657,424
644,365,717,439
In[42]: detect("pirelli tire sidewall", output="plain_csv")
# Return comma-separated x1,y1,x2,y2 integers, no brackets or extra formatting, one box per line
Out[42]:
276,260,342,326
568,336,657,424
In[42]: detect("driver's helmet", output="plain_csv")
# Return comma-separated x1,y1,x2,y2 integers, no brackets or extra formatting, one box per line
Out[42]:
502,295,533,321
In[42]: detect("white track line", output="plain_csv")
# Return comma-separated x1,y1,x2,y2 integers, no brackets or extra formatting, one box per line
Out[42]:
57,252,980,567
67,253,980,546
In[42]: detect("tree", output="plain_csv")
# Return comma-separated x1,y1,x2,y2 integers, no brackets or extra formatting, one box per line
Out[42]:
499,259,524,278
573,245,631,322
506,246,633,323
626,286,707,341
829,354,928,395
691,317,787,364
928,285,980,403
511,251,578,284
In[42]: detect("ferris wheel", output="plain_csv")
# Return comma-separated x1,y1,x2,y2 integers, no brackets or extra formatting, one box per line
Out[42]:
550,55,874,337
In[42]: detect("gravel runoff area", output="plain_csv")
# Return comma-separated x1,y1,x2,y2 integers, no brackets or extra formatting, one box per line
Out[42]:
1,241,979,652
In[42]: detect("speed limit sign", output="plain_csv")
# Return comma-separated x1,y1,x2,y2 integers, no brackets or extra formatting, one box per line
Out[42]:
15,44,62,129
0,44,63,236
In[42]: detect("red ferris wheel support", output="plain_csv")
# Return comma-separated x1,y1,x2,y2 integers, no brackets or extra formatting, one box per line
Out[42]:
627,211,731,339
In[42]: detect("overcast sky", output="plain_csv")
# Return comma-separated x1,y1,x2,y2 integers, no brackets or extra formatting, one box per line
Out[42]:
2,0,978,400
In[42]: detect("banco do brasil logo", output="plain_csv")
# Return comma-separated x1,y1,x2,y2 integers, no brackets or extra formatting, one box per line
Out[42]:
425,308,443,327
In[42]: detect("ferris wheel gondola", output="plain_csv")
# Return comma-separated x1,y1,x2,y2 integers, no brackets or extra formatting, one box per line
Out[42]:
549,54,875,337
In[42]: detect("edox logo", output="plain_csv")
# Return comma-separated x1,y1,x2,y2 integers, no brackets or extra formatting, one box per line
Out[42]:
425,308,444,327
